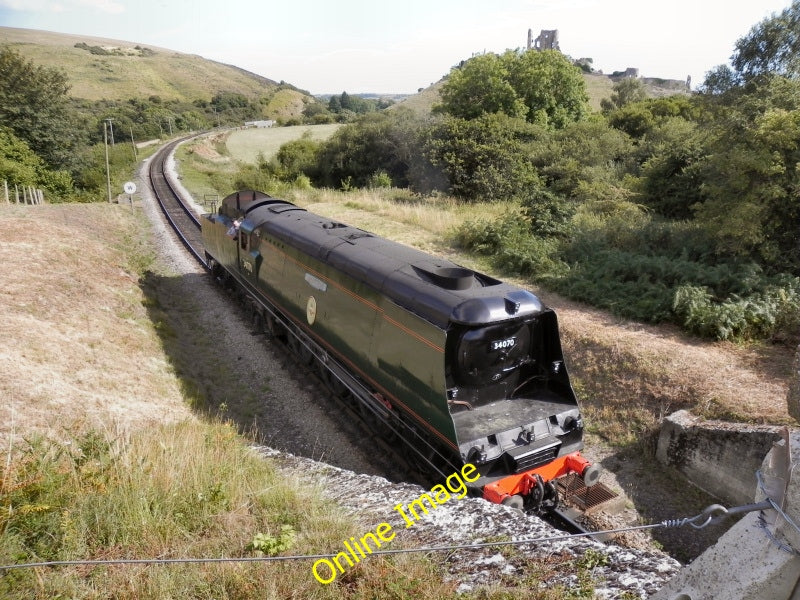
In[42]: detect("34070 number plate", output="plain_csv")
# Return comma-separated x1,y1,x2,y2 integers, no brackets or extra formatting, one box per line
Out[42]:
490,338,516,351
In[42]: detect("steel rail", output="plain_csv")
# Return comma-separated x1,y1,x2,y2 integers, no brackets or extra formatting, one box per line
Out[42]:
147,137,207,266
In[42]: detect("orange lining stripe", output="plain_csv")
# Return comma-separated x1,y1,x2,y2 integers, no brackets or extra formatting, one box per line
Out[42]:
381,314,444,353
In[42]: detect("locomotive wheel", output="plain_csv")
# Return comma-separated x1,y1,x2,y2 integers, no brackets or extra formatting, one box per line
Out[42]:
321,367,349,398
288,335,314,365
501,495,525,510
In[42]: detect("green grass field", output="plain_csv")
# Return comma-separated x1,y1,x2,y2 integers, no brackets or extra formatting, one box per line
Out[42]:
225,124,340,163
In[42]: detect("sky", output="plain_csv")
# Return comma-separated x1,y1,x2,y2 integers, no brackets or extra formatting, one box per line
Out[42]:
0,0,792,94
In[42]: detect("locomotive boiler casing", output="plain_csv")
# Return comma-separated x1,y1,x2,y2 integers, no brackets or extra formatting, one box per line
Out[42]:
202,190,593,505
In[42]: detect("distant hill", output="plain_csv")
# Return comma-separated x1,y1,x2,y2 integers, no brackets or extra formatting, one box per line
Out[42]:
0,27,313,120
1,27,690,121
398,72,689,115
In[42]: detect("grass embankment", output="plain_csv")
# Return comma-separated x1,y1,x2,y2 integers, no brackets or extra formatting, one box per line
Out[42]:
0,27,276,103
0,204,460,599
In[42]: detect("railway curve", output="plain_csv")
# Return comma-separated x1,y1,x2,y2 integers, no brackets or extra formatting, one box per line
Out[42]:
147,137,206,264
142,137,423,485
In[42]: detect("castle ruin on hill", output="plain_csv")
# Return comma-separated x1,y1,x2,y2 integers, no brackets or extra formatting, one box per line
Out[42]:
526,27,690,90
527,28,560,51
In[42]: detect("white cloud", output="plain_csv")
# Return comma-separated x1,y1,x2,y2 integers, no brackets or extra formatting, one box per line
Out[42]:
0,0,59,9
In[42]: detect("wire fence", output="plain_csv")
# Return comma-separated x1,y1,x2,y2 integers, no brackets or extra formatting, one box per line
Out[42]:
3,180,45,205
1,490,797,573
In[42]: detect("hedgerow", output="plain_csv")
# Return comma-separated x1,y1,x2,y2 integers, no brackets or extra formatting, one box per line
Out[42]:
673,279,800,341
455,211,799,342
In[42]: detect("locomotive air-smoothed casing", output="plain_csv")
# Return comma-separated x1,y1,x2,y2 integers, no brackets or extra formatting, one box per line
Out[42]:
202,191,586,490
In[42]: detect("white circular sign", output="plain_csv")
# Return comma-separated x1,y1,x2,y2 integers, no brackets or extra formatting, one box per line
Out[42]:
123,181,137,194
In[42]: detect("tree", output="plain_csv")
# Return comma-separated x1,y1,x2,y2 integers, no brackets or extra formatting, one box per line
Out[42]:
606,95,699,139
273,137,321,180
314,110,429,189
528,118,635,202
507,50,590,128
731,0,800,81
699,111,800,271
701,0,800,94
423,113,542,201
0,127,74,198
0,127,39,187
694,78,800,272
437,53,527,120
639,117,708,219
437,49,589,129
339,91,352,111
601,77,648,112
0,46,83,171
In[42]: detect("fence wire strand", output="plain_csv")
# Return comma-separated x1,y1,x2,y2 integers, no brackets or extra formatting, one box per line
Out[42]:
1,492,795,572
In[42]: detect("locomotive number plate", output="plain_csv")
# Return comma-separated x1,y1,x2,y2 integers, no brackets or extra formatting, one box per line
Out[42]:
490,337,516,351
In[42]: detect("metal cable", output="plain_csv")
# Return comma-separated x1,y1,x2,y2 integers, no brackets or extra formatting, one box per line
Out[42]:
0,500,782,572
754,469,800,555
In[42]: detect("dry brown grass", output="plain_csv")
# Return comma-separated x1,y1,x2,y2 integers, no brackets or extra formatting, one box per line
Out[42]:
0,203,194,442
290,188,516,254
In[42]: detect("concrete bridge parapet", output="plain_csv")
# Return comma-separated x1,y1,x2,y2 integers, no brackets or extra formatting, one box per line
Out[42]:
656,410,783,505
653,429,800,600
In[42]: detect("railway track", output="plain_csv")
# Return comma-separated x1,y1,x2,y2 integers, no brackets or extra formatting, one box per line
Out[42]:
148,137,206,265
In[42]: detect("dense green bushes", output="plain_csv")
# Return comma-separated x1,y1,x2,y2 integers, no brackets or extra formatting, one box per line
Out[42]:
455,206,799,342
674,280,800,341
454,212,568,279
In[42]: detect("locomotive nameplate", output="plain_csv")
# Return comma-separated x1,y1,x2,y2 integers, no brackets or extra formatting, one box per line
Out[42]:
306,295,317,325
305,273,327,292
490,337,516,351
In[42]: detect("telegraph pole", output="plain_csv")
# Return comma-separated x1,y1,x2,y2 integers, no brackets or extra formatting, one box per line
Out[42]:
104,121,112,203
105,118,115,146
129,126,138,161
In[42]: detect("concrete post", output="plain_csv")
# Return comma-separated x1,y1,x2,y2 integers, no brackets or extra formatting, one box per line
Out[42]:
652,430,800,600
789,345,800,423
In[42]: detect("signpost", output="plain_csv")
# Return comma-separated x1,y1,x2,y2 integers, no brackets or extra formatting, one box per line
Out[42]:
123,181,136,207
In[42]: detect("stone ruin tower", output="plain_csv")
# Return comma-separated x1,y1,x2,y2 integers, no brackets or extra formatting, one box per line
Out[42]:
528,28,560,51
